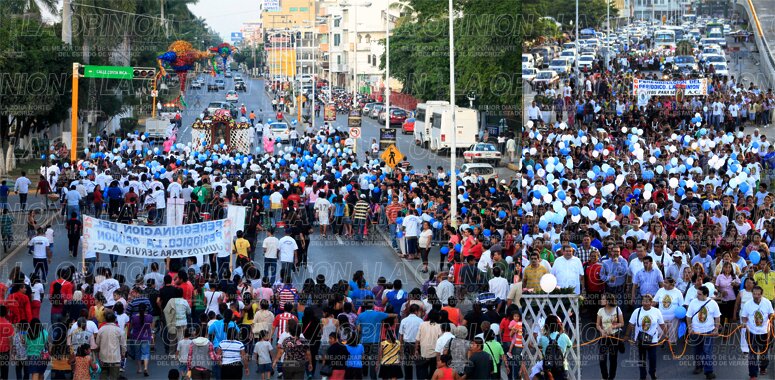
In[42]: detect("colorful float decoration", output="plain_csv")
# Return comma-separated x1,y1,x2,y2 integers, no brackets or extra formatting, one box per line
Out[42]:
209,43,239,75
191,109,252,153
157,40,210,107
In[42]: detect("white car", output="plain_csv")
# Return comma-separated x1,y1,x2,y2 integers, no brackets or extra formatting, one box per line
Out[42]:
522,53,535,69
269,122,290,142
577,55,595,70
702,54,726,70
225,90,239,103
711,62,729,76
560,49,577,66
460,163,497,182
532,70,559,87
463,143,502,166
548,58,571,74
234,74,243,81
699,45,723,60
298,74,314,83
522,67,538,82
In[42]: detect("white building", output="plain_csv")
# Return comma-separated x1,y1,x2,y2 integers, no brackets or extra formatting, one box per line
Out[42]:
633,0,691,21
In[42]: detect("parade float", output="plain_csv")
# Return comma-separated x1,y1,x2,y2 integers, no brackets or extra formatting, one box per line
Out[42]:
190,109,253,154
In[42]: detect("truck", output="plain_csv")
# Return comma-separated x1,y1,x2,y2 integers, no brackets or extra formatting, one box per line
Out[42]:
429,106,479,154
706,23,723,38
144,119,174,140
413,101,449,148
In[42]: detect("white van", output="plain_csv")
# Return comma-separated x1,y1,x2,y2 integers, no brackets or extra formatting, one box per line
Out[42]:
413,101,450,148
429,106,479,154
522,53,535,69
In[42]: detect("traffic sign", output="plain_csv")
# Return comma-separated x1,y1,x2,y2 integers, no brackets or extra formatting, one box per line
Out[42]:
83,65,133,80
151,90,158,97
349,127,361,139
381,144,404,169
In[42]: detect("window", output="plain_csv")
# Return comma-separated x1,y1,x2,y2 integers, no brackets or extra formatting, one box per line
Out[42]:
290,7,298,11
300,7,309,11
364,34,371,44
367,55,371,64
334,34,341,46
337,55,342,65
372,55,377,66
334,18,341,27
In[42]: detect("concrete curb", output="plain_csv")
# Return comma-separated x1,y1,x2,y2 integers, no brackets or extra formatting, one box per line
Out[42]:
0,211,58,269
373,225,425,287
506,163,520,172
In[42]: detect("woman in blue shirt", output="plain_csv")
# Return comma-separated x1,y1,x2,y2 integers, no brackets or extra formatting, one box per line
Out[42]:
344,333,364,379
208,310,238,348
538,315,573,380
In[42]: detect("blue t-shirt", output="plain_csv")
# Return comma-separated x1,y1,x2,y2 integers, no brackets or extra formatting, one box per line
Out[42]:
0,185,9,199
345,344,364,368
334,203,345,217
355,310,389,344
350,289,375,309
384,290,407,313
208,320,238,348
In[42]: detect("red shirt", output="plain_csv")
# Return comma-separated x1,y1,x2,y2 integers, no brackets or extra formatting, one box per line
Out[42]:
0,317,13,353
6,292,31,324
584,262,605,294
272,312,298,337
177,281,194,307
50,279,74,302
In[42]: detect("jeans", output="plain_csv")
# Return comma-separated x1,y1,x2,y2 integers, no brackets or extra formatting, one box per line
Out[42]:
281,261,294,279
402,343,416,380
406,236,418,256
67,204,80,220
748,332,770,377
353,219,365,241
68,235,79,257
263,257,278,283
599,337,618,380
32,258,48,282
100,362,121,380
18,193,27,210
637,344,657,379
388,223,398,249
216,256,230,277
272,208,282,227
692,334,714,374
14,361,27,380
415,357,436,380
0,352,9,380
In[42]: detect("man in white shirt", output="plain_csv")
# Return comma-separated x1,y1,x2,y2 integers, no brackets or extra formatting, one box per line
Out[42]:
278,234,298,278
435,273,455,306
262,228,280,283
28,228,52,280
14,172,31,211
433,323,455,356
488,267,510,301
527,101,541,123
550,245,584,295
654,278,684,344
625,294,667,380
95,269,120,307
398,303,423,376
402,210,422,260
685,285,721,378
313,194,332,236
740,285,774,378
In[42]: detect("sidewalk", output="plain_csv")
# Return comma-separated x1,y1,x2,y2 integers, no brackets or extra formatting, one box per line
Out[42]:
0,193,58,259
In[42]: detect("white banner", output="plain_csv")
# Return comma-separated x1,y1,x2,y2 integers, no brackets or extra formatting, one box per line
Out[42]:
227,205,247,233
166,198,185,226
632,78,708,96
82,216,233,259
263,0,281,11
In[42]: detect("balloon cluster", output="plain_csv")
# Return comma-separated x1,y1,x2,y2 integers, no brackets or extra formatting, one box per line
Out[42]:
157,40,211,95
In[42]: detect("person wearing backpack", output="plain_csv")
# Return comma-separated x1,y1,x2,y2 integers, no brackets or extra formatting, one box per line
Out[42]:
482,329,508,380
539,315,573,380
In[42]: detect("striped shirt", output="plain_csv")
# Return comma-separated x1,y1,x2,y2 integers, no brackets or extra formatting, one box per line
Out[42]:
277,286,298,306
385,203,403,223
272,312,298,337
353,201,369,220
218,339,244,365
380,340,401,365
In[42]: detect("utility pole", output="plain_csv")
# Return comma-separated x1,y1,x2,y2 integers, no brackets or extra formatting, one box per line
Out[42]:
448,0,458,229
62,0,72,45
385,10,391,131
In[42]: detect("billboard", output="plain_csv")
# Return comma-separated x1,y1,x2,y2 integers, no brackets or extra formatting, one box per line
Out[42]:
632,78,708,97
263,0,281,12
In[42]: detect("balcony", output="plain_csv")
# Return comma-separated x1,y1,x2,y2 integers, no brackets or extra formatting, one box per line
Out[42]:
330,63,348,73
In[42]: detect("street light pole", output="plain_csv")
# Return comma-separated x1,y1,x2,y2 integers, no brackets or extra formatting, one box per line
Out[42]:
385,10,391,131
449,0,458,229
353,4,359,107
575,0,579,93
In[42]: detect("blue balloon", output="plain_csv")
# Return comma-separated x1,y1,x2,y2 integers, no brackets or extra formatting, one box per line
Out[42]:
674,306,687,320
498,210,507,219
396,217,404,225
622,205,631,216
677,187,685,197
454,244,462,253
403,175,410,182
678,321,687,339
570,206,580,216
740,182,750,194
438,180,445,187
440,246,450,255
596,207,604,218
346,184,353,191
483,229,491,237
334,172,341,179
538,219,549,230
593,165,601,175
750,251,761,265
702,200,711,211
373,188,380,194
461,207,469,215
396,230,404,238
490,187,496,194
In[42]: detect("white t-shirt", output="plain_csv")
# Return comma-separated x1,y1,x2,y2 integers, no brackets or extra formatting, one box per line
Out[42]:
28,236,49,259
418,229,433,249
740,298,774,335
31,283,44,302
488,277,510,300
402,215,422,237
69,320,99,335
628,307,664,344
262,236,279,259
686,298,720,333
204,291,224,315
654,287,684,321
116,313,130,331
550,256,584,294
95,278,120,307
278,236,298,263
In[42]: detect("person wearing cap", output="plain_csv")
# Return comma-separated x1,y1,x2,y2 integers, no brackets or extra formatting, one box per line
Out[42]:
665,252,689,282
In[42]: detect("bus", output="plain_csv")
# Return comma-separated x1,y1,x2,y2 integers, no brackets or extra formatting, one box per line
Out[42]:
683,14,697,24
654,29,676,49
413,101,449,148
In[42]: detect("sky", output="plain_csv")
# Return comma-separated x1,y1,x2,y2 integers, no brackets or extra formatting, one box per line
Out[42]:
189,0,263,41
44,0,262,42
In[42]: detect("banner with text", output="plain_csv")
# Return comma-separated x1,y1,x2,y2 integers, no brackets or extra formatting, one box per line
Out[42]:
632,78,708,96
82,216,232,259
263,0,281,12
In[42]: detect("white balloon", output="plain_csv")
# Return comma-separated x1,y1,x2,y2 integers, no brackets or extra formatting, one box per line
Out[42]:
669,178,679,188
588,186,598,196
588,212,597,221
542,193,553,203
649,156,657,164
539,274,558,293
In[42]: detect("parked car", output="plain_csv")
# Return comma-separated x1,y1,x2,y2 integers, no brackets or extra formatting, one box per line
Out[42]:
190,79,203,90
207,82,218,92
522,67,538,82
379,107,408,126
215,79,226,89
362,102,376,115
206,101,233,115
532,70,560,88
548,58,572,74
460,163,497,181
226,90,239,103
463,143,502,166
234,80,247,92
369,103,385,119
401,117,415,134
224,71,232,78
576,55,596,71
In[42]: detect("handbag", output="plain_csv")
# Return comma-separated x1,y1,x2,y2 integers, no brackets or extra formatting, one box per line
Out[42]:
319,364,333,377
635,308,653,346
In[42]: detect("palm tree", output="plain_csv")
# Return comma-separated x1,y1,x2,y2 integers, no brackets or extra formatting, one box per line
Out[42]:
0,0,57,19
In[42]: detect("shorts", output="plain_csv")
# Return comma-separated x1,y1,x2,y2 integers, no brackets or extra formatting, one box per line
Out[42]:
257,363,272,374
129,340,151,360
27,356,47,374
